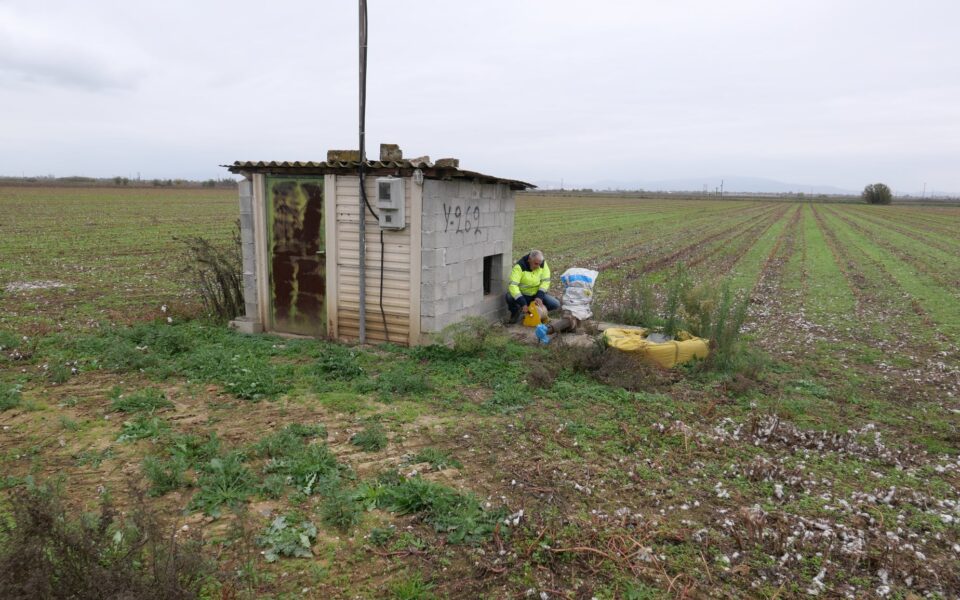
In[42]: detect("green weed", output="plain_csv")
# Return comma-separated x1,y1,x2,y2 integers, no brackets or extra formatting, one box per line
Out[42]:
117,415,170,443
57,332,159,372
371,363,431,400
663,264,691,336
176,344,288,400
388,571,436,600
189,453,256,517
255,514,317,562
320,490,363,532
787,379,830,398
262,443,344,496
0,330,19,351
46,363,73,384
351,423,388,452
124,321,197,357
74,447,114,468
410,448,462,471
0,383,22,412
368,526,397,547
1,475,27,490
483,382,532,414
59,416,80,431
596,265,758,376
253,429,312,459
257,474,287,499
622,580,666,599
58,396,80,408
316,391,368,414
167,432,222,469
598,277,657,327
110,387,174,413
142,455,189,496
314,344,364,381
284,422,327,439
374,476,504,544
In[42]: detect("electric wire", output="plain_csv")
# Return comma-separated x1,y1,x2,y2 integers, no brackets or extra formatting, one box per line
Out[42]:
357,0,389,342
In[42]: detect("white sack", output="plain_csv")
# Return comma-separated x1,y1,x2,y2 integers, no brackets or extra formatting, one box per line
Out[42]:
560,268,599,320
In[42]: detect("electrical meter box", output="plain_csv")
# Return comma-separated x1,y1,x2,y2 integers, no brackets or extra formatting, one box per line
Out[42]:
376,177,405,230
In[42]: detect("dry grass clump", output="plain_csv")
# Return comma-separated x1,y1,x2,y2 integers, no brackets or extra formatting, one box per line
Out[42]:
549,341,678,391
0,483,210,600
179,221,243,322
596,265,760,377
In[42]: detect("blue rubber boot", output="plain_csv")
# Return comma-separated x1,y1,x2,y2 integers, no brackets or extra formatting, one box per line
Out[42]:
535,324,550,344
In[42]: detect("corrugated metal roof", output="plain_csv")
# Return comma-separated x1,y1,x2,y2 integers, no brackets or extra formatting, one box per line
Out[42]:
223,159,535,190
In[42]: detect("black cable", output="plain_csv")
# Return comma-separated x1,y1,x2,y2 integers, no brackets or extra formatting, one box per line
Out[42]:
357,0,389,342
379,229,388,342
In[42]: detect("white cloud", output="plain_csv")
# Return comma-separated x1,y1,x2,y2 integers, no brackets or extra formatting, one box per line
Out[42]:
0,5,147,90
0,0,957,192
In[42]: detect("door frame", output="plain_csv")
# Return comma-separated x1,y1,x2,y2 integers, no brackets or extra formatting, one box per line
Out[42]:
264,175,327,337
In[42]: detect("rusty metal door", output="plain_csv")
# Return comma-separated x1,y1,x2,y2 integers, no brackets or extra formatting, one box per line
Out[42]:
266,177,326,336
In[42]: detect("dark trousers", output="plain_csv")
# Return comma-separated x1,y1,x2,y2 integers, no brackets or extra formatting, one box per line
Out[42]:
505,292,561,317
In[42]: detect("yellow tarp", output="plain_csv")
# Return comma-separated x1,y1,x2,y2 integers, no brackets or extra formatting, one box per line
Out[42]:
603,328,710,368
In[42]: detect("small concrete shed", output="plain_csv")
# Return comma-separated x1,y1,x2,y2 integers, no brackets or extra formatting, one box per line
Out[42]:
226,145,534,345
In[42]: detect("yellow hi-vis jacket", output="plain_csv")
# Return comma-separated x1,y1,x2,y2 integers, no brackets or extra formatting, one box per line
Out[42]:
508,255,551,303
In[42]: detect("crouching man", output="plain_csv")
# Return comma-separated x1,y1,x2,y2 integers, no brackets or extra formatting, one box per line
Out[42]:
504,249,560,324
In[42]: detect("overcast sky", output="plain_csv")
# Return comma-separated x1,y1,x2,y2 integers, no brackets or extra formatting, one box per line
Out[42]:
1,0,958,194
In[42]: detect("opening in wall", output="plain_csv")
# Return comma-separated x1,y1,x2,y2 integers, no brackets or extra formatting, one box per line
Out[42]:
483,254,502,295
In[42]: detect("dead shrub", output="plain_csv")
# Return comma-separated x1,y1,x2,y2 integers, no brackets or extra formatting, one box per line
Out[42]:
720,372,756,396
549,341,677,392
590,348,678,391
596,264,759,377
180,221,244,322
525,361,557,390
0,482,210,600
434,316,508,356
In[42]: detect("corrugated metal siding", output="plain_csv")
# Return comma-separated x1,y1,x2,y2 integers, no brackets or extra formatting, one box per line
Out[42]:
226,159,535,190
334,176,413,344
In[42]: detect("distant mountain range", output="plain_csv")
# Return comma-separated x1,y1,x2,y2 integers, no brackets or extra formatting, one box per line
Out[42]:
534,176,857,195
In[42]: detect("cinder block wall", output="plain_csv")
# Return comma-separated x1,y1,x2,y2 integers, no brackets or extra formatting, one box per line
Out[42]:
420,180,515,333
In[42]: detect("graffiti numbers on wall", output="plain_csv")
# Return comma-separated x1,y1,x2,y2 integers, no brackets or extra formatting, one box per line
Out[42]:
443,204,482,236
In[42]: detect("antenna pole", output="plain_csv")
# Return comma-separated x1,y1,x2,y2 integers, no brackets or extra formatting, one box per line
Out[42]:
358,0,368,343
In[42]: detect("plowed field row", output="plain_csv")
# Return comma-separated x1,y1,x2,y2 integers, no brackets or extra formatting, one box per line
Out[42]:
517,195,959,402
3,188,960,599
828,208,960,304
519,199,772,271
865,205,960,240
840,207,960,256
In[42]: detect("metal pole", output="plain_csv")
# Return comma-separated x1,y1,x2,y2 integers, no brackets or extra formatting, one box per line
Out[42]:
358,0,367,343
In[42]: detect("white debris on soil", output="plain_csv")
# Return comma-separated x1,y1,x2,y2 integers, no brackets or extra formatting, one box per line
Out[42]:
504,509,524,526
806,568,827,596
5,280,69,292
715,482,730,499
